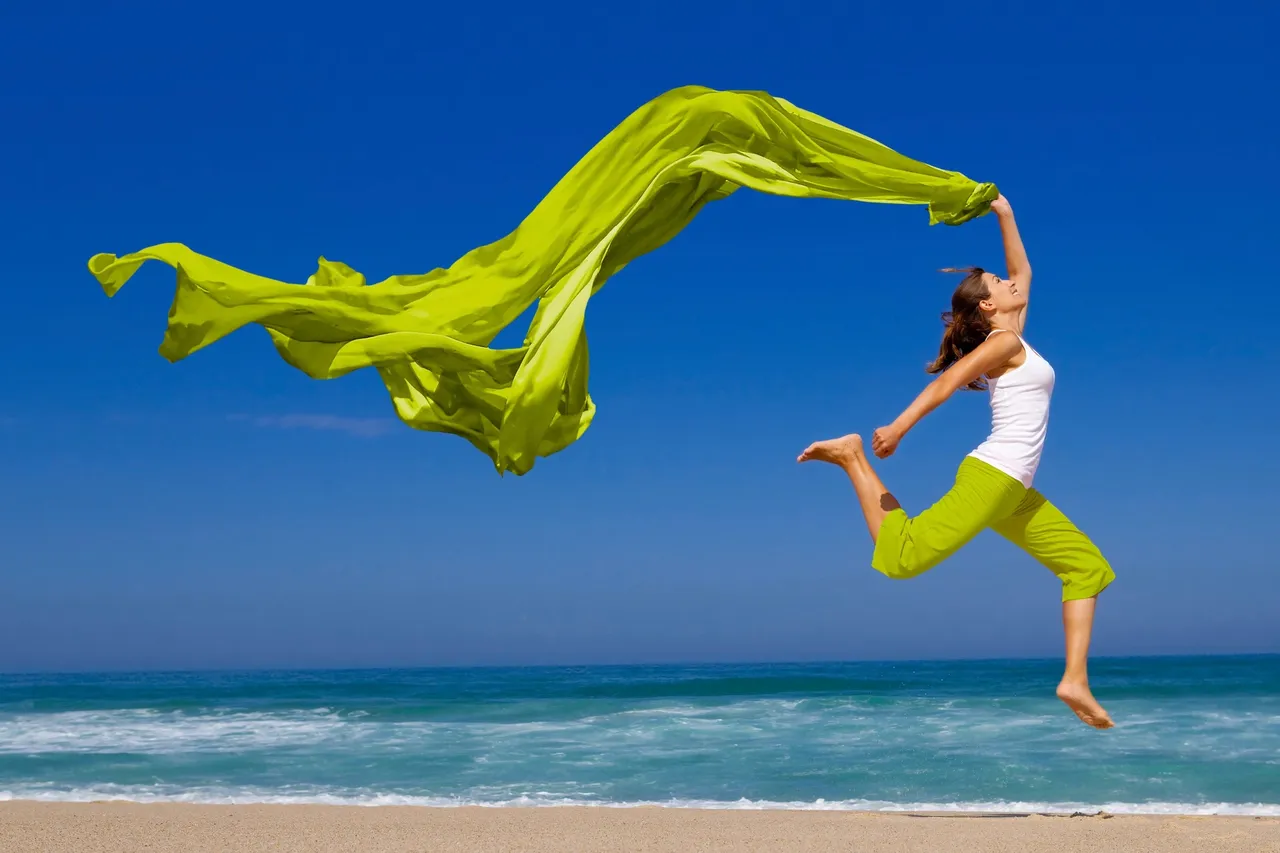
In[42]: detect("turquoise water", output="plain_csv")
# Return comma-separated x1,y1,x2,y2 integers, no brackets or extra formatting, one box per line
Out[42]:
2,656,1277,814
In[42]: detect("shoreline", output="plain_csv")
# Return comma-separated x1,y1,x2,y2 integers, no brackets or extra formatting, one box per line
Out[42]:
3,801,1277,853
2,795,1278,817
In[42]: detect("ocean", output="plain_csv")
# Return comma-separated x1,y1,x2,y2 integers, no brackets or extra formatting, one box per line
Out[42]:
1,656,1277,815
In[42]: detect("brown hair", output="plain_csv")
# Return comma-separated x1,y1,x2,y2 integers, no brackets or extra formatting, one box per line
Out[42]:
926,267,992,391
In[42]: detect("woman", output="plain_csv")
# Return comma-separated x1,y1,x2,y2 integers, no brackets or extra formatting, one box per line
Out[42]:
798,194,1116,729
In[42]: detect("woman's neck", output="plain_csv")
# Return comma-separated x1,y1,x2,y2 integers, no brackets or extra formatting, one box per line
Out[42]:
987,312,1023,335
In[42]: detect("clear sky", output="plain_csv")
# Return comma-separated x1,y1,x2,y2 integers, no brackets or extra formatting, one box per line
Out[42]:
2,2,1276,671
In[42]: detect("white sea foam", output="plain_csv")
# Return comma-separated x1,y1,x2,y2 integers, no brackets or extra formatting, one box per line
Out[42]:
0,710,353,754
5,700,1278,763
4,699,1278,814
0,708,681,755
0,785,1276,816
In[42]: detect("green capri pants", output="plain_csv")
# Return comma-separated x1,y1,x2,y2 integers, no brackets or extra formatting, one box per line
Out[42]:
871,456,1115,601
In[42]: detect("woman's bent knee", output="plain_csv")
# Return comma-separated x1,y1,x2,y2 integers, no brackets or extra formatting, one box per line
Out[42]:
1061,564,1116,601
871,509,948,580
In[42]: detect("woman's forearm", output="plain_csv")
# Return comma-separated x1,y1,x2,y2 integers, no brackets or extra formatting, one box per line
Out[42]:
996,206,1031,279
890,382,950,436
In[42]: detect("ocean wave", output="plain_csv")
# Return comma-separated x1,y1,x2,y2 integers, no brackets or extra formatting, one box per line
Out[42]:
0,709,352,754
5,698,1279,760
0,707,684,755
1,785,1276,816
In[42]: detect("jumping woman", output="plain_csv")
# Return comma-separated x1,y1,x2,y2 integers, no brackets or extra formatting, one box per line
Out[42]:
798,194,1116,729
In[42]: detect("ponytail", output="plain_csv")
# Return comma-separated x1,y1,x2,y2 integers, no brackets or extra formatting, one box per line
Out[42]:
926,267,991,391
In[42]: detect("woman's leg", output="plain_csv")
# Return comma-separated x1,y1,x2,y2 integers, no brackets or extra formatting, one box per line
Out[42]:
1058,596,1114,729
797,434,899,540
799,439,1024,579
990,490,1116,729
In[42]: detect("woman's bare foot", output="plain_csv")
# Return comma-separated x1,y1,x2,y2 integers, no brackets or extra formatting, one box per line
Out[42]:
797,434,864,468
1056,679,1114,729
797,433,899,540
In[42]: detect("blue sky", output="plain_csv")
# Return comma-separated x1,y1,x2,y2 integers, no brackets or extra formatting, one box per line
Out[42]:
2,1,1276,671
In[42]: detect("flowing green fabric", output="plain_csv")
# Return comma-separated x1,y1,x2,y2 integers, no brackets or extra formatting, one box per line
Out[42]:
89,85,997,475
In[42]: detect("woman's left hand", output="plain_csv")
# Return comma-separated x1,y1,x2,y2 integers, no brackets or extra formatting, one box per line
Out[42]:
872,425,902,458
990,193,1012,216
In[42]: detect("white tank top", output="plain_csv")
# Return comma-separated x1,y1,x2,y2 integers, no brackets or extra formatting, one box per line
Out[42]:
967,329,1055,487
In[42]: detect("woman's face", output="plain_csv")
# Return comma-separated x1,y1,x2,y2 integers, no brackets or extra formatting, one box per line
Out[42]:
980,271,1026,313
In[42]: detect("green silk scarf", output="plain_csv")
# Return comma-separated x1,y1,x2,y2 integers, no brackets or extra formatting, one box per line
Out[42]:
89,85,997,475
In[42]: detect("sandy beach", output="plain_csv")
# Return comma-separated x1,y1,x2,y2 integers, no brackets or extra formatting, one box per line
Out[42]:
0,802,1275,853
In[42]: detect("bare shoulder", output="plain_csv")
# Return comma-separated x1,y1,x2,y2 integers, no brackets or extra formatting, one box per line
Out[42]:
943,329,1025,391
982,329,1026,378
983,329,1024,353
